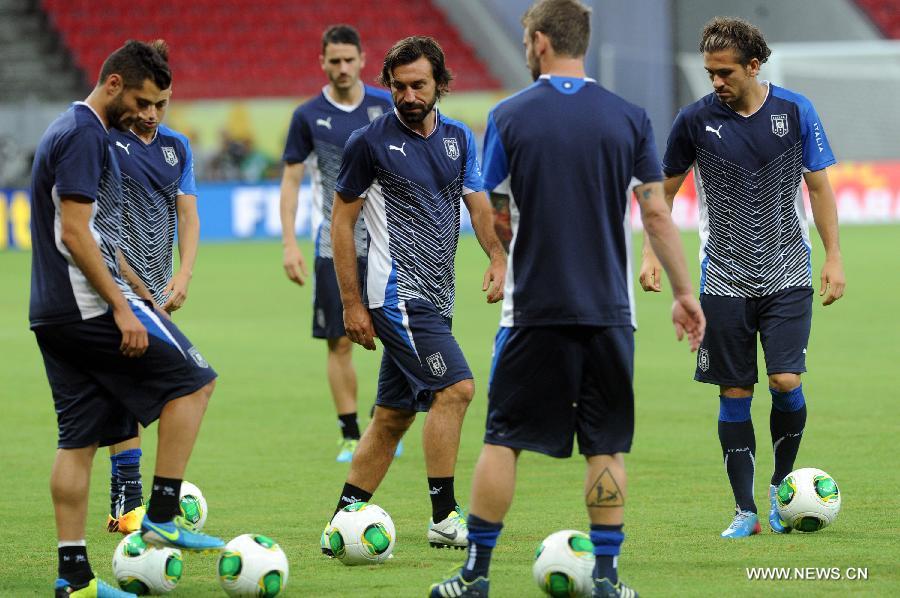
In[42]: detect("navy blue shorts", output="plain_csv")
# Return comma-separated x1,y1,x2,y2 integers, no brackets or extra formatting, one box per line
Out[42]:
313,256,366,339
370,299,472,412
33,300,217,449
695,286,813,387
485,325,635,458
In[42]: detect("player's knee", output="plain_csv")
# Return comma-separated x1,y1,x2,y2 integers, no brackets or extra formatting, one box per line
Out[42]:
444,379,475,404
768,373,800,393
328,336,353,356
375,407,415,436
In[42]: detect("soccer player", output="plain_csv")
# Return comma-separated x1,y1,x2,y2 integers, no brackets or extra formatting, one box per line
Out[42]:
104,39,201,535
279,25,393,462
321,36,506,553
29,41,224,598
430,1,705,596
639,17,845,538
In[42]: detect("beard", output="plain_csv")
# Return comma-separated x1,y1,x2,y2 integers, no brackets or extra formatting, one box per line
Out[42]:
105,93,134,132
396,95,437,125
527,48,541,81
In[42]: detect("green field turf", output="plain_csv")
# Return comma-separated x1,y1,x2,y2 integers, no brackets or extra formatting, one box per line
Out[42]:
1,227,898,597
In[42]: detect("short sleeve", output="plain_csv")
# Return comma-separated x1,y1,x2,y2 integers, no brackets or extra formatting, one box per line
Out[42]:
177,137,197,196
798,100,836,172
633,112,663,184
282,107,314,164
334,129,376,200
661,109,696,177
462,126,484,194
481,111,509,193
54,126,105,201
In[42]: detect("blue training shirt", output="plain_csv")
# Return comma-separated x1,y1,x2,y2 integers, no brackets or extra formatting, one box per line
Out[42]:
662,83,836,297
482,76,662,328
335,108,483,318
110,124,197,304
29,102,137,328
283,83,392,258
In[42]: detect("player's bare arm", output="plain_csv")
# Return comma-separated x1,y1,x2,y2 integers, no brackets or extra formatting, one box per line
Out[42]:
162,193,199,313
279,161,308,285
464,191,507,304
332,190,376,350
636,180,705,351
59,197,147,357
639,172,687,292
804,167,845,306
490,192,512,253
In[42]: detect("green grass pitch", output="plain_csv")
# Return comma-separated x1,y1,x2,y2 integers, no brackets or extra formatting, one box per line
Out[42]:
0,227,897,596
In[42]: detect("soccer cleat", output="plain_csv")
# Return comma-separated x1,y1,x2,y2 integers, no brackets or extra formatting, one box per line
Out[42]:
428,507,468,549
116,505,146,534
55,577,136,597
320,521,335,558
429,573,489,597
336,438,358,463
141,516,224,552
394,439,404,457
593,577,638,598
106,514,119,534
720,509,761,538
768,484,792,534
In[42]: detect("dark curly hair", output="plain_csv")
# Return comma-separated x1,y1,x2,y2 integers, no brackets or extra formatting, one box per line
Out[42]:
700,17,771,65
379,36,453,99
98,40,171,90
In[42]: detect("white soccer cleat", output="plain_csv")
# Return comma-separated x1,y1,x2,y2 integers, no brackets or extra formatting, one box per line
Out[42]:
428,508,468,549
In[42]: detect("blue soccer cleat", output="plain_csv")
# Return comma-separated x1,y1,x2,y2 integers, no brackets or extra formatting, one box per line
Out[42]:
720,509,761,538
55,577,136,597
141,516,224,552
593,577,639,598
430,572,489,597
768,484,792,533
394,439,404,457
336,438,358,463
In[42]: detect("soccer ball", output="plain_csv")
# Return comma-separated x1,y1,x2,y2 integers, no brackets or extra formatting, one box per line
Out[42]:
327,502,396,565
532,530,594,597
776,467,841,532
112,532,182,595
217,534,289,597
179,480,207,530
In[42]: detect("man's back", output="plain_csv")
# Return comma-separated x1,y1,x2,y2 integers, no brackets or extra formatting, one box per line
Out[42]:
483,76,662,328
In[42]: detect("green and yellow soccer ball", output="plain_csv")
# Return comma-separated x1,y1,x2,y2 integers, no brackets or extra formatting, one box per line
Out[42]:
327,502,396,565
532,530,594,597
112,532,182,595
218,534,289,597
179,480,208,531
776,467,841,532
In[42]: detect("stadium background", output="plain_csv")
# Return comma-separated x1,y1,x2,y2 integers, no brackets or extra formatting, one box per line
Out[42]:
1,0,899,596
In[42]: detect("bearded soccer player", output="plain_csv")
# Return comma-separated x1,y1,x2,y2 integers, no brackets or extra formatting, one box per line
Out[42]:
29,41,224,598
103,39,201,536
640,17,845,538
279,25,393,462
320,36,506,554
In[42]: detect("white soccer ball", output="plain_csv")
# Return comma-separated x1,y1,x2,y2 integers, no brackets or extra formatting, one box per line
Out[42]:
327,502,396,565
217,534,289,597
532,530,594,598
179,480,208,531
112,531,182,595
775,467,841,532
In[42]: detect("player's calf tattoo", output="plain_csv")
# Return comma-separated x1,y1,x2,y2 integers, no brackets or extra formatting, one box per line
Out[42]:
586,468,625,508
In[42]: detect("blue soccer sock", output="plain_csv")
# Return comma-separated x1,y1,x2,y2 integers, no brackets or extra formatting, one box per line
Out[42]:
113,448,143,513
109,456,121,517
770,385,807,486
461,514,503,582
718,396,757,513
590,524,624,584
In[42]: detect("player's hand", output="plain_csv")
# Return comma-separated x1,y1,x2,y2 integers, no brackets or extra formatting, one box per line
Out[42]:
161,271,191,313
283,244,308,286
672,293,705,352
639,253,663,292
482,255,506,304
113,305,149,358
820,256,845,306
343,302,377,350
